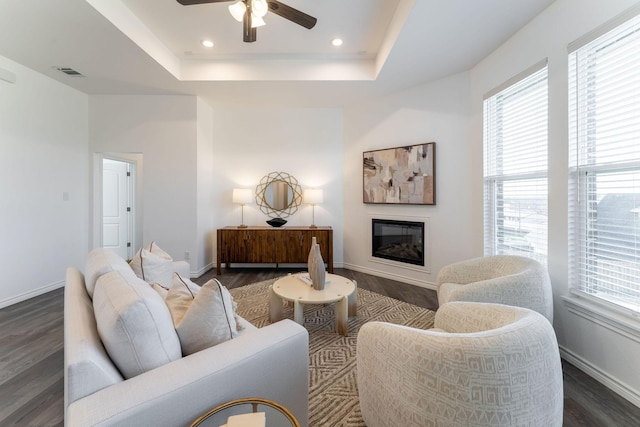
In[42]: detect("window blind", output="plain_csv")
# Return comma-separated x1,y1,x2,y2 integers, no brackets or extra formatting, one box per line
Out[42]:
569,10,640,313
483,63,548,265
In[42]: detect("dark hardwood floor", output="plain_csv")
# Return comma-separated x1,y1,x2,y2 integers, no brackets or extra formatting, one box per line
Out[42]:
1,267,639,426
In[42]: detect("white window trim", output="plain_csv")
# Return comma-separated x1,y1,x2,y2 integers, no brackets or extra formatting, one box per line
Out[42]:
483,59,549,262
563,291,640,343
567,3,640,317
483,59,548,100
567,3,640,53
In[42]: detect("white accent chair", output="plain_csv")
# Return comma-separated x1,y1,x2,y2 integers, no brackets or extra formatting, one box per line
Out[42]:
357,302,563,427
436,255,554,322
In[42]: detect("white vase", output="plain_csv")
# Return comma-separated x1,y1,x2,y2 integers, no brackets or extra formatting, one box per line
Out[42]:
308,236,326,291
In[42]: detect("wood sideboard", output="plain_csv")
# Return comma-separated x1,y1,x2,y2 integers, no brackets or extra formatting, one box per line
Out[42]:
216,226,333,275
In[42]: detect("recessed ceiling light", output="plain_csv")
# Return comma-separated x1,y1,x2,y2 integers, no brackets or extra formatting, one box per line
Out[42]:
201,39,214,48
331,38,343,47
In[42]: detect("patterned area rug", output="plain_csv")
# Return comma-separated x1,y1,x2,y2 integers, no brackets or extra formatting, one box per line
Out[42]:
229,278,436,427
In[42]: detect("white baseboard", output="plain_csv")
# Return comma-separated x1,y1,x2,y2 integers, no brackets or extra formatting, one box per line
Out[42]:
191,262,214,278
560,345,640,407
342,262,436,291
0,280,64,309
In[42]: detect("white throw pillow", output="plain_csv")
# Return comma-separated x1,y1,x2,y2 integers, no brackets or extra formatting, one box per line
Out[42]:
165,275,238,355
129,242,174,287
84,247,135,298
93,270,182,379
170,272,201,295
151,282,170,299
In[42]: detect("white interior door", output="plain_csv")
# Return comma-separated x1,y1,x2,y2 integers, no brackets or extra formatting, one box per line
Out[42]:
103,159,133,260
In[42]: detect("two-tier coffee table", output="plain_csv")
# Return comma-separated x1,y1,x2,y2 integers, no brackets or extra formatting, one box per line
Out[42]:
269,273,357,336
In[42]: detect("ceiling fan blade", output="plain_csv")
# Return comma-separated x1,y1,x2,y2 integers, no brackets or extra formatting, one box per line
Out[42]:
267,1,317,29
176,0,231,5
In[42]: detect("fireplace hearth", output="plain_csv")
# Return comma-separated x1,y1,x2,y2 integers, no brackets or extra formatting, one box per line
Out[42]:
371,218,424,266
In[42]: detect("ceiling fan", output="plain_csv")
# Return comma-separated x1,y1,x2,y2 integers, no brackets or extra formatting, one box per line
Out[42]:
176,0,317,43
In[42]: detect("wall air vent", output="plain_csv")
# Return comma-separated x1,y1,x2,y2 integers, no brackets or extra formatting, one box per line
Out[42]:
53,66,85,77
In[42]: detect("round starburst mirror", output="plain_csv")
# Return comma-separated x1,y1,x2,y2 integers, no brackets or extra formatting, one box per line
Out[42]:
255,171,303,220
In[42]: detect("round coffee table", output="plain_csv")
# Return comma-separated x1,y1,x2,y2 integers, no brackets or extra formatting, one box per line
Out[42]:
269,273,357,336
190,398,299,427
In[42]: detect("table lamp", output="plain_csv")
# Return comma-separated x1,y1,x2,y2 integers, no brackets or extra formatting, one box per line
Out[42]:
232,188,253,228
303,189,323,228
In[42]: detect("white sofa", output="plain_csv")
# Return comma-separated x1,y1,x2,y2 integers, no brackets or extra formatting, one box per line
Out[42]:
357,301,563,427
436,255,554,322
64,249,309,427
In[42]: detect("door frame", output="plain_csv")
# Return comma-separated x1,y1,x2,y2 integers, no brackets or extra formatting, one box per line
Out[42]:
92,152,143,257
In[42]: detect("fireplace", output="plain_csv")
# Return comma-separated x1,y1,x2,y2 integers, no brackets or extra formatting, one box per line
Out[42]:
371,218,424,266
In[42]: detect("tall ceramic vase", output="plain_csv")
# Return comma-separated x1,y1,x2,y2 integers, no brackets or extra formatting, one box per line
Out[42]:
308,236,326,291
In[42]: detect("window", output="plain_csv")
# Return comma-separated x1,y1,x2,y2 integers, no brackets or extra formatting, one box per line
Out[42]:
483,61,549,265
569,9,640,313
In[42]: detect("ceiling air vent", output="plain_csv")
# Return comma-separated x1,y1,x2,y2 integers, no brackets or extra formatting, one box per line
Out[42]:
54,66,85,77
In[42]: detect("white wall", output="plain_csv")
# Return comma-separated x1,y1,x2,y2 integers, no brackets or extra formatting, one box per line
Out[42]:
197,98,215,275
211,107,344,266
89,95,200,270
469,0,640,405
343,71,474,288
89,99,345,275
0,55,88,307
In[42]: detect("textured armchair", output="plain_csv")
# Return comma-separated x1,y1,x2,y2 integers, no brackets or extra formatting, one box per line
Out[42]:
436,255,553,322
357,302,563,427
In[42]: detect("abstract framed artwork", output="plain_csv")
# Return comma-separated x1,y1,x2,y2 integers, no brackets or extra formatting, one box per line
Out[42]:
363,142,435,205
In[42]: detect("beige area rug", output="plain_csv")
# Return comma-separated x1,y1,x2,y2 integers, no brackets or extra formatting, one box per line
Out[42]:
229,278,436,427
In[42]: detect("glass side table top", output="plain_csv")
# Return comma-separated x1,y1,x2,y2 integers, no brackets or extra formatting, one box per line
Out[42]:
190,398,300,427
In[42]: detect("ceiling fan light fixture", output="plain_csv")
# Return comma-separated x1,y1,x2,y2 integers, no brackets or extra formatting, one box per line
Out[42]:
201,39,214,48
331,38,344,47
228,1,246,22
183,0,316,43
251,14,266,28
251,0,268,18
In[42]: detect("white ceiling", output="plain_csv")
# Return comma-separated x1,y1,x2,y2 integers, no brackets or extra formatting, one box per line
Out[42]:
0,0,555,107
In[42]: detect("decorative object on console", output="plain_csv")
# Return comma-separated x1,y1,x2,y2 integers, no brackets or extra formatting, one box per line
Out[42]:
363,142,435,205
307,236,326,291
232,188,253,228
303,188,323,229
255,171,303,220
266,217,287,227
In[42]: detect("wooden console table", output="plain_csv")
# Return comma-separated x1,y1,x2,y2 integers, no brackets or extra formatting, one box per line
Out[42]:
216,226,333,275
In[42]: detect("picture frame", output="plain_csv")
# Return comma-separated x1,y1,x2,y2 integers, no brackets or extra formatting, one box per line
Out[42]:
363,142,435,205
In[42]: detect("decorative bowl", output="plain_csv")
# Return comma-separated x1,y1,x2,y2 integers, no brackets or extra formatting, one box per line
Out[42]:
266,218,287,228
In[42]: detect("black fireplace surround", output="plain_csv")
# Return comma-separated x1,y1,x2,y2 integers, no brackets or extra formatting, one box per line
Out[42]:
371,218,424,266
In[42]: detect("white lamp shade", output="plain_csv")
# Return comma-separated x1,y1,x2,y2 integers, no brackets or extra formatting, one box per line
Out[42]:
228,1,246,22
304,189,323,205
250,14,266,28
252,0,268,18
232,188,253,205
